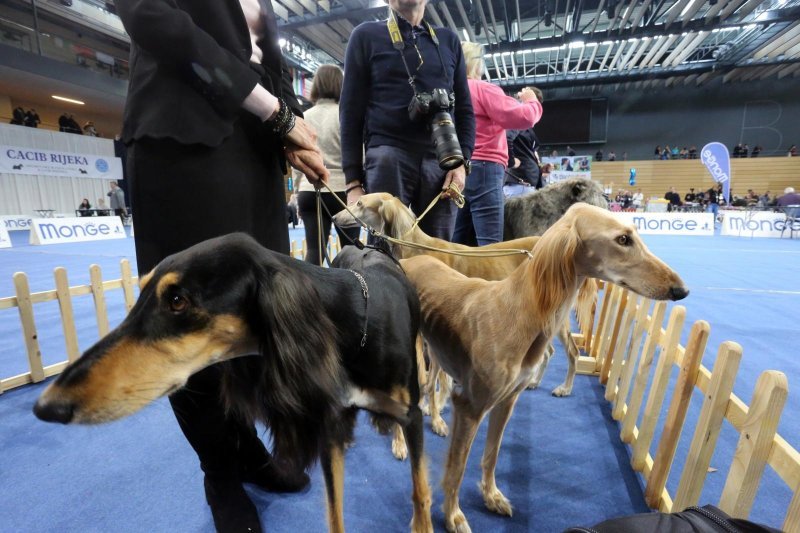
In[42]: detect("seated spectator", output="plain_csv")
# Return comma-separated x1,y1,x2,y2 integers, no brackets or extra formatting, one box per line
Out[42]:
664,187,682,211
77,198,92,216
777,187,800,206
95,198,110,216
10,106,25,125
688,146,698,159
83,121,98,137
745,189,759,206
567,146,576,156
662,145,671,160
684,188,697,203
24,109,40,128
671,146,679,159
732,144,742,158
759,191,771,207
551,149,559,157
595,150,603,161
607,150,616,161
632,189,644,209
654,145,662,159
752,145,761,157
679,147,688,159
742,144,749,158
789,145,797,157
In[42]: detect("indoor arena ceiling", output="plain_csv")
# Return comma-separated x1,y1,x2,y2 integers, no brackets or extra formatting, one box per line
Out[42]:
274,0,800,88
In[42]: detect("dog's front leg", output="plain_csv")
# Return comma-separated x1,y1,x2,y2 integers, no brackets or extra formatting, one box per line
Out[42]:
479,393,521,516
403,403,433,533
321,441,346,533
442,394,483,533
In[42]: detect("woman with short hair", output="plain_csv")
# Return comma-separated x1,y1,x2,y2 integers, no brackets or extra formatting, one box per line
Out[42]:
294,64,361,264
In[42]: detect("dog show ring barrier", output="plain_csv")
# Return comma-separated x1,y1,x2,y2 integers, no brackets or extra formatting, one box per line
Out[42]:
574,281,799,532
2,243,798,532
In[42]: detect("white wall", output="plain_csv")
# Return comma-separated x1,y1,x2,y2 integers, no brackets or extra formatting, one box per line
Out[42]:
0,123,120,216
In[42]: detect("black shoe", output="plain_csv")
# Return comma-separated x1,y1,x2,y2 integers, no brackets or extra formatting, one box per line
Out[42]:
241,457,310,493
204,475,262,533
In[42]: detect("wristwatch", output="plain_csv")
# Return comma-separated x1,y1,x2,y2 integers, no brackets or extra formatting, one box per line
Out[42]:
461,159,472,176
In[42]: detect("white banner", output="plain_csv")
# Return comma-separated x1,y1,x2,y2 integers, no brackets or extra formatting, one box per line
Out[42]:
1,145,122,180
721,211,795,238
614,212,715,236
542,155,592,184
0,223,11,248
29,216,126,245
1,215,33,231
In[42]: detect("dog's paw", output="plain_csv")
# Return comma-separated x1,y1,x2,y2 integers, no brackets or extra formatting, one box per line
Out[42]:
392,437,408,461
480,484,513,517
526,377,541,390
551,384,572,397
445,510,472,533
420,400,430,417
431,417,449,437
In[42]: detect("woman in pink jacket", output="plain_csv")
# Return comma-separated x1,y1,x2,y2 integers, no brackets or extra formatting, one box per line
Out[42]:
453,41,543,245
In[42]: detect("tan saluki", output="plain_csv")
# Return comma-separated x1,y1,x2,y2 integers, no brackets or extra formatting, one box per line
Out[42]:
336,193,594,450
401,204,689,533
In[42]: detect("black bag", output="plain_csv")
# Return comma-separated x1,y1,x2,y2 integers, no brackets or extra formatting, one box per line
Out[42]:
563,505,783,533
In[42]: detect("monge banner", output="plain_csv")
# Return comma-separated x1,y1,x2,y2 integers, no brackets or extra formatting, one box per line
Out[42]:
29,216,126,245
1,145,122,180
721,211,796,238
614,212,715,236
0,223,11,248
0,215,33,231
700,142,730,204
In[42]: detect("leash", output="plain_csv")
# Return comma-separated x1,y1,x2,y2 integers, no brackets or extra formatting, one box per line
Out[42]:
347,269,369,347
314,182,532,260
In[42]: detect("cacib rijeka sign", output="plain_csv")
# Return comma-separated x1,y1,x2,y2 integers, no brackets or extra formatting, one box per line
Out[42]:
1,145,122,180
700,142,731,204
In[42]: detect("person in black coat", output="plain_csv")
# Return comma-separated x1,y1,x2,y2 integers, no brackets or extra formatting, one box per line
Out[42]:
115,1,328,531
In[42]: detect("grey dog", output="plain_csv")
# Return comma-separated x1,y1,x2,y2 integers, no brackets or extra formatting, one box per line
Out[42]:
504,178,609,240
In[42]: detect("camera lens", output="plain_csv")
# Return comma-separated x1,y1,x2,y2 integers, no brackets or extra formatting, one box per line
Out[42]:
430,111,463,170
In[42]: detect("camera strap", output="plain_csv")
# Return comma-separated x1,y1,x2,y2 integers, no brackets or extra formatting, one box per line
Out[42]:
387,9,450,91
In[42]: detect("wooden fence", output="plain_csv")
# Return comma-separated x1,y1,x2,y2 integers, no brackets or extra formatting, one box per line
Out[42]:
575,281,799,532
0,236,340,394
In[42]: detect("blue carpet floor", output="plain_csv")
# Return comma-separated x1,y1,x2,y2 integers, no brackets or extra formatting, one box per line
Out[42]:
0,228,796,532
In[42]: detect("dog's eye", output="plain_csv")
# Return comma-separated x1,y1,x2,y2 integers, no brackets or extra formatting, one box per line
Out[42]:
169,294,189,313
617,235,631,246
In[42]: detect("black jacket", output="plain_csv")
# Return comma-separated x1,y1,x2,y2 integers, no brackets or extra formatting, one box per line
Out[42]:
116,0,301,147
506,127,540,187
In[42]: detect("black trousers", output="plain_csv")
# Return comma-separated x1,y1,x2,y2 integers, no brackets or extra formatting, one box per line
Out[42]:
127,111,288,476
297,191,361,266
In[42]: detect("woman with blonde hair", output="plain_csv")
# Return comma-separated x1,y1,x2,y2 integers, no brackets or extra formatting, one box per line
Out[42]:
453,41,543,245
294,64,361,264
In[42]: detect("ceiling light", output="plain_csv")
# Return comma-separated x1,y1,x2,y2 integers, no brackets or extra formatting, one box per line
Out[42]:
51,95,84,105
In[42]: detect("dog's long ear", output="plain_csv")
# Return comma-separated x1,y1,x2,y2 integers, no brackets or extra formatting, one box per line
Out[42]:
224,258,343,471
571,180,587,199
380,198,414,239
529,213,580,332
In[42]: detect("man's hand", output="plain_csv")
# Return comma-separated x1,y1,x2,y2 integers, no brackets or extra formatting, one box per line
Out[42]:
286,143,329,185
346,184,365,205
442,165,466,200
285,116,320,153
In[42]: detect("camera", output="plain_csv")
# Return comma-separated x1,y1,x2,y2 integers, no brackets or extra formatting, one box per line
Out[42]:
408,88,464,171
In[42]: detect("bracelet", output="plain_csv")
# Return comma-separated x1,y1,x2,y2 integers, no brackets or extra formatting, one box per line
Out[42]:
345,184,365,194
265,98,296,138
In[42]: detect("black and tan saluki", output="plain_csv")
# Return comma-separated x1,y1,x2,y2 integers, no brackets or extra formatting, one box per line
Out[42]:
34,233,433,533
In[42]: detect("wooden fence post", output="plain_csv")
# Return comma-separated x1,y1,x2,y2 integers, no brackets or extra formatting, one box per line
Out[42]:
645,320,710,509
600,288,630,384
673,341,743,511
605,294,638,402
590,283,614,361
54,267,80,364
631,305,686,471
120,259,136,313
89,264,109,337
13,272,45,383
719,370,788,519
612,297,653,421
621,301,667,443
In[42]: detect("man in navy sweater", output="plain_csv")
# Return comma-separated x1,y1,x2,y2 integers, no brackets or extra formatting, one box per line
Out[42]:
340,0,475,240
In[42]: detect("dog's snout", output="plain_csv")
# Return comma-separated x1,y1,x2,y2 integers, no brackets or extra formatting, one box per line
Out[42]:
668,286,689,301
33,397,75,424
